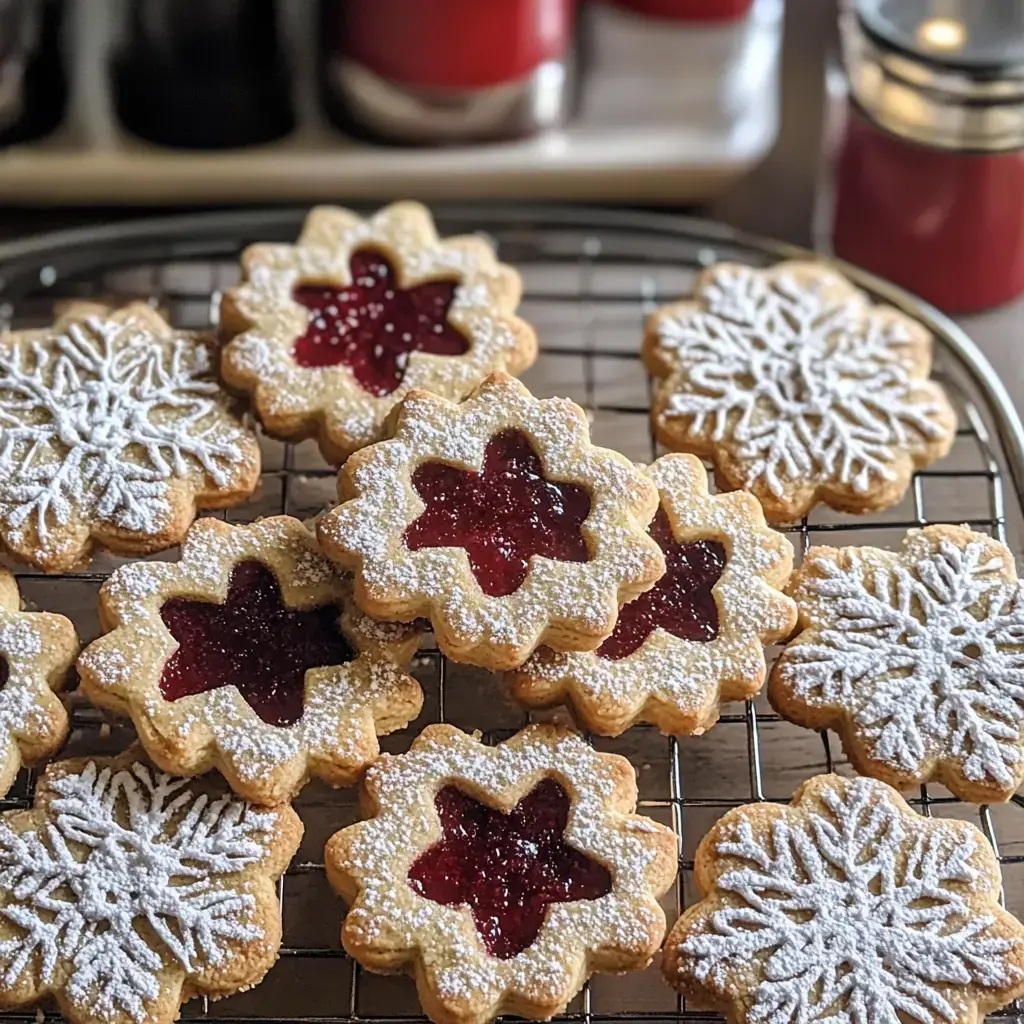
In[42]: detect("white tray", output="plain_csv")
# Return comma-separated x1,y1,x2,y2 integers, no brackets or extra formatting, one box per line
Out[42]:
0,0,783,205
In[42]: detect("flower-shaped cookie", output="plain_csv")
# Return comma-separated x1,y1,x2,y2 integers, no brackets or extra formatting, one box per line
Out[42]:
0,567,77,794
77,516,424,805
771,524,1024,803
0,750,302,1024
0,302,261,572
317,373,665,670
665,773,1024,1024
646,261,957,523
220,202,537,464
326,723,677,1024
508,454,796,735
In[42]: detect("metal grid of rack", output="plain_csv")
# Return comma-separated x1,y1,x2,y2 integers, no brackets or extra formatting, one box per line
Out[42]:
0,206,1021,1022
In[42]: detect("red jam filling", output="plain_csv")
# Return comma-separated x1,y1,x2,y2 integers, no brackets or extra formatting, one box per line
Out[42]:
597,508,725,661
291,249,468,395
0,656,7,690
407,779,612,959
404,429,592,598
158,560,354,727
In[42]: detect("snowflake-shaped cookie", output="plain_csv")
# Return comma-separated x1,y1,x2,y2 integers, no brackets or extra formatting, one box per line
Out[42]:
507,454,797,736
0,302,261,572
0,750,301,1024
0,568,77,796
317,373,665,670
646,261,957,523
77,516,424,805
326,723,677,1024
665,773,1024,1024
220,202,537,465
770,524,1024,803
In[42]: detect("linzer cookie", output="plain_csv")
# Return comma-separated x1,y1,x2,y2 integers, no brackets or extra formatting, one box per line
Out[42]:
0,749,302,1024
317,373,665,671
220,202,537,464
325,723,676,1024
0,302,260,572
77,516,424,805
665,774,1024,1023
771,524,1024,803
646,261,957,523
508,454,796,736
0,567,77,795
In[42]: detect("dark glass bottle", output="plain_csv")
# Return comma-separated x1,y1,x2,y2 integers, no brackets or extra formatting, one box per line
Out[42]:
111,0,294,149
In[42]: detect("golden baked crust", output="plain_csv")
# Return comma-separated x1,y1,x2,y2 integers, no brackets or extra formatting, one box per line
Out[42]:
220,201,537,465
646,261,957,523
508,453,796,735
0,302,260,572
77,516,424,805
326,723,677,1024
664,773,1024,1024
0,748,302,1024
771,523,1024,803
0,566,77,794
317,373,665,671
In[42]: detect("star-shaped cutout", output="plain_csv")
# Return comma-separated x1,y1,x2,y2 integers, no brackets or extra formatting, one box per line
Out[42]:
597,508,725,660
407,778,612,959
159,560,354,726
292,249,469,395
404,429,593,598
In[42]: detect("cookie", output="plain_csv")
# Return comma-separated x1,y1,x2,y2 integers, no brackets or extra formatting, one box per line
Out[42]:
0,749,302,1024
325,723,676,1024
0,745,299,1024
664,773,1024,1023
770,523,1024,803
0,302,261,572
507,453,796,735
77,516,424,805
317,373,665,670
0,567,77,794
646,261,957,523
220,202,537,465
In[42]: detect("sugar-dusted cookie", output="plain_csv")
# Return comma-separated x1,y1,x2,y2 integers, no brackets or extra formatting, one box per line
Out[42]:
317,373,665,670
0,302,261,572
220,202,537,465
664,773,1024,1023
646,261,957,523
507,454,796,735
326,723,676,1024
770,524,1024,803
77,516,424,805
0,567,77,794
0,749,301,1024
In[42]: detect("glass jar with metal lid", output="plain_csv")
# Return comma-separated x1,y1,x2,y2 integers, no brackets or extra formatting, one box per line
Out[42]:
832,0,1024,312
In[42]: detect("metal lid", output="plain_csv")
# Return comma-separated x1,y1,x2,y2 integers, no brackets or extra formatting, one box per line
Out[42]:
843,0,1024,151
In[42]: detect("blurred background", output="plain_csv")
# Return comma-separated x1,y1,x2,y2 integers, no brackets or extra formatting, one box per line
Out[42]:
0,0,1020,390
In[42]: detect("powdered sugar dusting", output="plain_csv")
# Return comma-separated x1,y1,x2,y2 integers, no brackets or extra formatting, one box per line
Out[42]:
78,517,423,799
512,454,795,733
332,725,674,1016
676,775,1021,1023
0,760,282,1023
775,528,1024,791
0,312,255,559
319,377,662,662
654,262,954,499
222,203,533,457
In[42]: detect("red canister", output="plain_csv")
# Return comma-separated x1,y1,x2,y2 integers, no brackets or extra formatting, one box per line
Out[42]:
610,0,752,21
832,0,1024,313
322,0,576,144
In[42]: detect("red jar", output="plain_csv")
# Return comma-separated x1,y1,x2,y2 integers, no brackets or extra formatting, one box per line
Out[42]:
832,0,1024,313
611,0,752,21
322,0,576,144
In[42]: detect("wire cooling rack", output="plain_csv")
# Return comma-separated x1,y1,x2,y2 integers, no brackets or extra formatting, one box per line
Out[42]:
0,205,1023,1023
